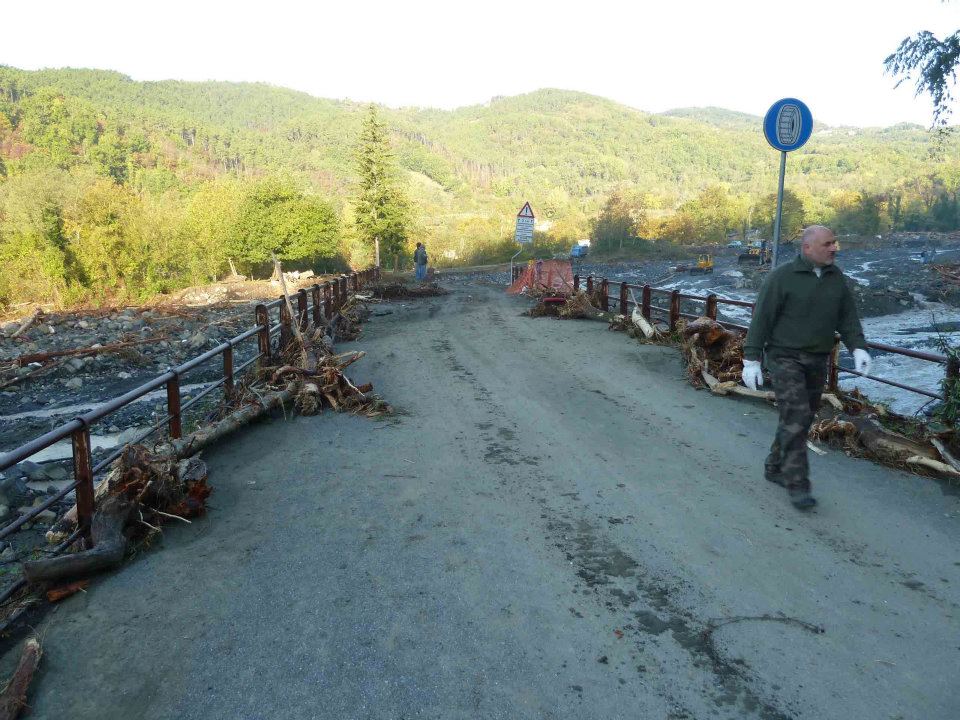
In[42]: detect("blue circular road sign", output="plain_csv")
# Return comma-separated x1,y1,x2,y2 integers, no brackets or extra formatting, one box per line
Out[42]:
763,98,813,152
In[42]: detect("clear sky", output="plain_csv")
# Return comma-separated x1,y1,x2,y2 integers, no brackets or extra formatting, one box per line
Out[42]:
3,0,958,127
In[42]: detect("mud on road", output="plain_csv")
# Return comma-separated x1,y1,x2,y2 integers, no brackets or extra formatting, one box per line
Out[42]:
12,277,960,719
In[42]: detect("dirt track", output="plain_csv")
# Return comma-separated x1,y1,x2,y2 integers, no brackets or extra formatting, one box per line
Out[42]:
13,279,960,719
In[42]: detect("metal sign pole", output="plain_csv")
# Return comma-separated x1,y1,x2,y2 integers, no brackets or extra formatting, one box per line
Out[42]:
772,150,786,267
763,98,812,268
510,247,522,284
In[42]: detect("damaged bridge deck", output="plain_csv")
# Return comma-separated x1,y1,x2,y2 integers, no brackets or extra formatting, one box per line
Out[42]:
15,280,960,720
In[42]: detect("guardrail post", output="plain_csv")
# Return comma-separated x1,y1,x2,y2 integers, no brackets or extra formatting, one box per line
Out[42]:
255,303,271,368
71,426,95,548
619,283,628,314
297,289,309,331
311,284,322,326
166,372,182,439
706,294,718,320
642,285,651,321
340,276,348,305
828,337,841,392
279,297,292,352
323,283,333,320
573,274,579,291
331,280,340,313
351,272,358,291
669,290,681,331
223,342,234,402
946,354,959,394
599,279,609,311
586,276,594,296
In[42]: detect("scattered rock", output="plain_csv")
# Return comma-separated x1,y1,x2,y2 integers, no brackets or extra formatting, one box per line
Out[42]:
0,547,15,561
0,506,9,521
64,377,83,390
43,465,68,482
187,332,208,349
35,509,57,524
13,461,40,481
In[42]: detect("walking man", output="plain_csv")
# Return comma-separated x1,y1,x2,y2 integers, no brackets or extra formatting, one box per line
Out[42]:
742,225,871,509
414,242,428,281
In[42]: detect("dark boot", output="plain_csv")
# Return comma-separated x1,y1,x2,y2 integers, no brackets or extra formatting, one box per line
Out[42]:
789,487,817,510
765,463,786,487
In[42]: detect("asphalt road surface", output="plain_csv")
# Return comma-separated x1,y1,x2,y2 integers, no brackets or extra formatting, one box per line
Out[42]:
18,280,960,719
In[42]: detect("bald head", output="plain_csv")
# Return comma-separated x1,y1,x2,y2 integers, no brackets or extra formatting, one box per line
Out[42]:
800,225,838,266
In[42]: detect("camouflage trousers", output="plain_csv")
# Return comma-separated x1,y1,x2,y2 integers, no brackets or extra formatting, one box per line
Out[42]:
766,352,829,492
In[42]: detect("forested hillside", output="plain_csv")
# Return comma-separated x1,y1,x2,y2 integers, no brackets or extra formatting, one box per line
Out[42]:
1,66,958,309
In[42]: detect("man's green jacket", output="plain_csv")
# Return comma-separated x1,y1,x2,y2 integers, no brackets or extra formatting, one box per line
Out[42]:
743,255,867,362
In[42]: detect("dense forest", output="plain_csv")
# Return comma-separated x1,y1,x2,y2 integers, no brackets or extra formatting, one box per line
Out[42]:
0,66,958,309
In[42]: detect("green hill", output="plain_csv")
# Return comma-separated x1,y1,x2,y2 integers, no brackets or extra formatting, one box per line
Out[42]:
0,67,957,308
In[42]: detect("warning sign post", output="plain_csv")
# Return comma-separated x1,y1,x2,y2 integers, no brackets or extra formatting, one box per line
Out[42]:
510,202,535,284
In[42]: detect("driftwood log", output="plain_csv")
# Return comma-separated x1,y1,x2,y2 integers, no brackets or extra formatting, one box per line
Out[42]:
906,455,960,477
8,311,40,340
702,369,776,401
931,437,960,474
11,336,166,367
631,306,660,340
844,414,937,464
0,637,41,720
23,494,133,584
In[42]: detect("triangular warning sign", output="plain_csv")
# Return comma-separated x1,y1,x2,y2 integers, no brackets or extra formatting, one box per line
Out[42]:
517,202,535,219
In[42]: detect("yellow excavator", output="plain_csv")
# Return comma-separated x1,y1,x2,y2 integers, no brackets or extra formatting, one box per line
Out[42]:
689,254,714,274
738,246,771,266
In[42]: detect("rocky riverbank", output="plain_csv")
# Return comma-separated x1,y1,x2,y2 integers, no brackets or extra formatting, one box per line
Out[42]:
0,274,341,548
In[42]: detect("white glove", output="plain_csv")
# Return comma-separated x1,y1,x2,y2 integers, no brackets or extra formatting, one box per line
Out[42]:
853,348,871,376
742,359,763,390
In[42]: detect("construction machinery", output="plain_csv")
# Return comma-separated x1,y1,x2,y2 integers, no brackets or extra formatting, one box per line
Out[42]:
738,246,771,266
689,254,714,274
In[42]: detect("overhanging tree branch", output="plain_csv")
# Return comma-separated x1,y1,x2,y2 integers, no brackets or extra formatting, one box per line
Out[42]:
885,27,960,128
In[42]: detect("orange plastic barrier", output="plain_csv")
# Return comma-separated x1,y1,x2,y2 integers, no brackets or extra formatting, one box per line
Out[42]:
506,260,575,295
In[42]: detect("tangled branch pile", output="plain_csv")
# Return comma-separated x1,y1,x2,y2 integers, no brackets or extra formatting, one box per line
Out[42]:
931,263,960,285
326,296,371,342
525,291,601,320
525,300,561,318
677,317,747,387
559,292,601,319
269,347,389,418
27,446,210,586
364,281,448,299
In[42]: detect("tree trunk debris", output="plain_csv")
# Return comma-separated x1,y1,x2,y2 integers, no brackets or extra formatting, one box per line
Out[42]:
10,336,167,368
0,637,41,720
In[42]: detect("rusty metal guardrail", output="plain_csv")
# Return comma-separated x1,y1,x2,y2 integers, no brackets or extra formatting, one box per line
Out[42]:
572,273,960,405
0,267,380,603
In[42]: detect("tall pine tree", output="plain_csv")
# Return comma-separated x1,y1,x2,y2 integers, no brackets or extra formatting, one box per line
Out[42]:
353,105,410,264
